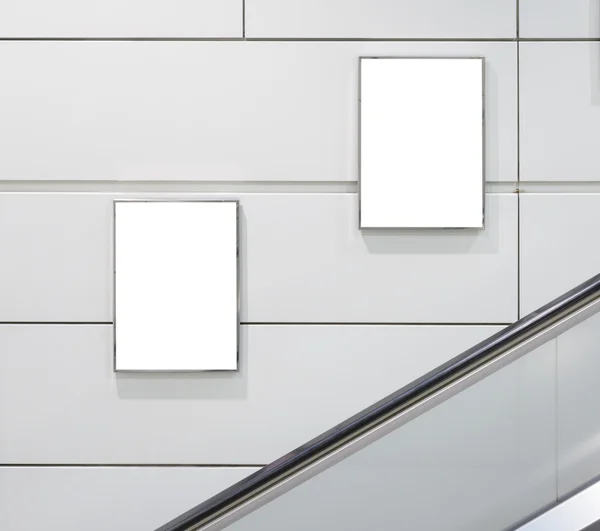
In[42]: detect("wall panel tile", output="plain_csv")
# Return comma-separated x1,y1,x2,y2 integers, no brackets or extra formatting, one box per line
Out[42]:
242,193,517,323
0,467,255,531
0,194,112,322
520,194,600,316
520,0,600,38
246,0,516,38
0,41,517,182
520,43,600,182
0,0,242,37
0,324,501,464
0,193,518,324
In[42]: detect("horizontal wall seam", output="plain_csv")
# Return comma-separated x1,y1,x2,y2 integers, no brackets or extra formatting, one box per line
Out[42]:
0,322,509,327
3,183,600,193
0,182,361,194
0,321,113,325
0,37,597,43
0,37,245,42
240,322,510,326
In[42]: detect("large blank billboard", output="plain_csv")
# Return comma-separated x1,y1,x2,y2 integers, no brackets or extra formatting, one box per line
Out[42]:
114,200,238,372
360,57,484,229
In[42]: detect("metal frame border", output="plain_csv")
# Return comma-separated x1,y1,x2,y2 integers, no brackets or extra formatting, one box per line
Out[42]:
112,198,240,374
358,56,486,231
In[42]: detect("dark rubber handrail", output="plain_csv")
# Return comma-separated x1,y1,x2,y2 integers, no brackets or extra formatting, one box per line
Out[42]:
156,272,600,531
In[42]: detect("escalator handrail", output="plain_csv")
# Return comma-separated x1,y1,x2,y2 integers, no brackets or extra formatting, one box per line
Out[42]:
156,272,600,531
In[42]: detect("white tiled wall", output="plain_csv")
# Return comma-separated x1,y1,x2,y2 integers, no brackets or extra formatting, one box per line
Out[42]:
0,324,501,464
520,194,600,315
0,467,256,531
0,193,516,323
1,1,599,530
0,194,113,322
245,0,516,38
520,0,600,38
519,43,600,182
0,0,243,37
0,41,516,182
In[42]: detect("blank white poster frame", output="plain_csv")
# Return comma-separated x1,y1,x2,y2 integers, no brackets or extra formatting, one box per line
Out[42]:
113,200,239,372
359,57,485,230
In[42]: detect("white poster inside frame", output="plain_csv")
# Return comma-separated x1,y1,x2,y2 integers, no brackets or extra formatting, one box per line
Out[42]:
359,57,484,229
114,200,238,372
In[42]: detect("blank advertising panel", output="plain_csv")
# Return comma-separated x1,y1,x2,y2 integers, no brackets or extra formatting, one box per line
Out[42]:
114,201,238,371
360,57,484,229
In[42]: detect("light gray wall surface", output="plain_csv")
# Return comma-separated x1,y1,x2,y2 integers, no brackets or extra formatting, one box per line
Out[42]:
520,194,600,315
0,193,516,323
520,0,600,38
0,0,243,37
0,324,501,464
520,43,600,182
0,467,256,531
0,41,516,182
0,194,112,322
1,1,599,530
244,0,516,38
